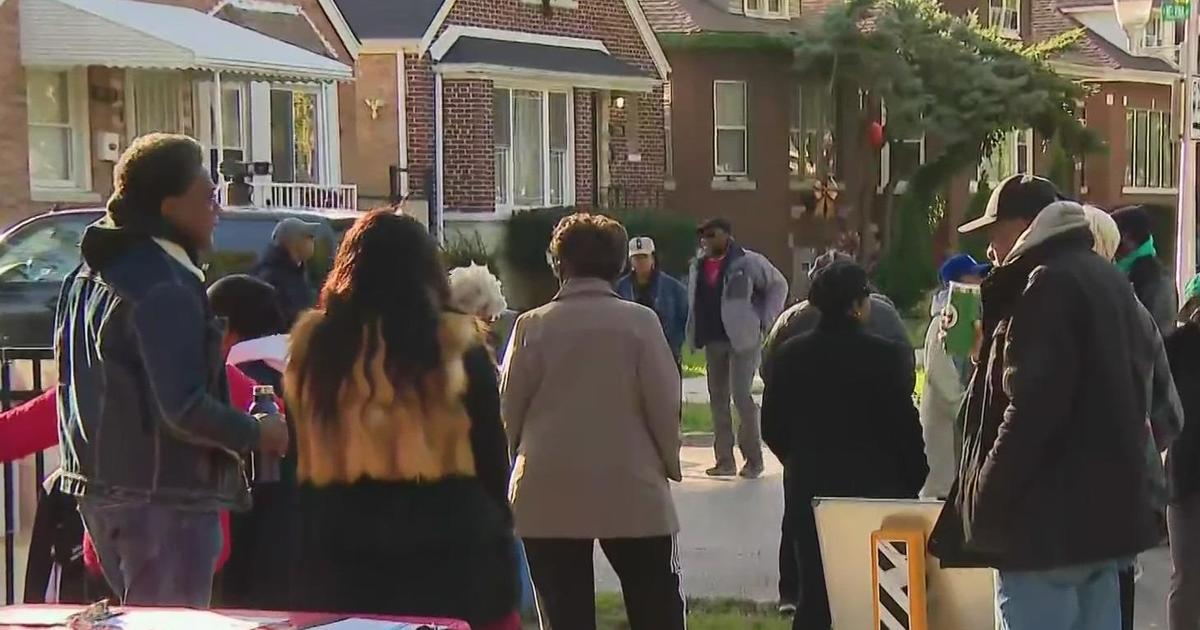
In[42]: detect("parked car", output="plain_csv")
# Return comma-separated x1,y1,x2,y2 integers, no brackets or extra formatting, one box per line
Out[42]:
0,207,358,348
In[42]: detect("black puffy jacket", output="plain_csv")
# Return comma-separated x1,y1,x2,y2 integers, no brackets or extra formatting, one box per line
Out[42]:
931,220,1161,571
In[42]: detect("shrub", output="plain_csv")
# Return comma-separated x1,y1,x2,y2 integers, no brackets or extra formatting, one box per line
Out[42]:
503,206,699,299
442,229,498,275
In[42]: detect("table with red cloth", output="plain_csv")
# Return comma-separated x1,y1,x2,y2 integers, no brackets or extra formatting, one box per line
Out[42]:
0,605,470,630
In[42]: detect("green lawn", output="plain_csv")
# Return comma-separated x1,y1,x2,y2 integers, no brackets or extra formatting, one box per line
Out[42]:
682,402,713,433
522,594,789,629
682,346,707,378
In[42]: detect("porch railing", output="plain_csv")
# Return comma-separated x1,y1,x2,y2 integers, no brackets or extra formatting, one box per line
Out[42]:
218,182,359,211
1,347,54,605
601,184,665,210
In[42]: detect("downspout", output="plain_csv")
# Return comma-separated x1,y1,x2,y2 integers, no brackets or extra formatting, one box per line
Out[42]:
396,51,409,198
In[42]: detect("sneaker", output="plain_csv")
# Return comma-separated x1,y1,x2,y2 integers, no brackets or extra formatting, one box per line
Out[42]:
706,465,737,477
739,463,764,479
778,602,797,616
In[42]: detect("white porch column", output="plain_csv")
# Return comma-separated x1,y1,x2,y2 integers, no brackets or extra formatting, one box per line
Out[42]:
322,82,341,185
212,71,224,176
249,81,272,206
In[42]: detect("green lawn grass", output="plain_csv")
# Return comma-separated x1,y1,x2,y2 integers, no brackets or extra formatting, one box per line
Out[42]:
682,346,707,378
521,594,790,629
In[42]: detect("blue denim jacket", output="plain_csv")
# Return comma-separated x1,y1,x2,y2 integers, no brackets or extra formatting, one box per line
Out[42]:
615,271,689,361
56,223,259,511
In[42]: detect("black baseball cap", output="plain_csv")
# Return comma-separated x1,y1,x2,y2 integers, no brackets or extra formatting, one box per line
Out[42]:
697,218,733,235
958,174,1064,234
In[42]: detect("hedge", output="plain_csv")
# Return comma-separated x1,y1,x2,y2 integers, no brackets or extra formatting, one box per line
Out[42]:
505,207,697,275
503,206,699,307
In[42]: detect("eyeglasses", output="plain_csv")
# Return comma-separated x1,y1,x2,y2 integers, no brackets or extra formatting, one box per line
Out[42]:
700,231,718,239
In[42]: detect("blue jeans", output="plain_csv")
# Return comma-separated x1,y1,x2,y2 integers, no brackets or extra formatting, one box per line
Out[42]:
997,559,1129,630
79,499,222,607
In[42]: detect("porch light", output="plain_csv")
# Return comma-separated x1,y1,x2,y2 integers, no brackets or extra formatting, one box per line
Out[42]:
614,95,626,109
1113,0,1154,52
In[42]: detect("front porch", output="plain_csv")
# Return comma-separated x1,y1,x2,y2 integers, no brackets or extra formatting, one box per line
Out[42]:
19,0,355,210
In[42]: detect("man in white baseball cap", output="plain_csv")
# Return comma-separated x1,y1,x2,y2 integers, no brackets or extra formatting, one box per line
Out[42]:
615,236,689,366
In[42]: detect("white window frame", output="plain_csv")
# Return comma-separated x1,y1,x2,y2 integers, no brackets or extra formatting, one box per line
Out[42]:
972,128,1034,192
269,82,335,186
744,0,787,19
492,84,576,214
989,0,1020,37
714,80,748,178
878,101,926,193
26,67,92,197
790,83,836,181
1124,108,1177,193
1144,10,1165,48
220,82,249,163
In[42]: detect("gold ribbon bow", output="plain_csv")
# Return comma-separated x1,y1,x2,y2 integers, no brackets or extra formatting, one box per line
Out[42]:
813,176,840,219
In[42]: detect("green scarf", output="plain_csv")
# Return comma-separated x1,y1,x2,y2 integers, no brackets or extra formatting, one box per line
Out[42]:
1184,274,1200,305
1116,236,1156,275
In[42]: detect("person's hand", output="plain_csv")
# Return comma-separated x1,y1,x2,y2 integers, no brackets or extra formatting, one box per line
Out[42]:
256,413,289,457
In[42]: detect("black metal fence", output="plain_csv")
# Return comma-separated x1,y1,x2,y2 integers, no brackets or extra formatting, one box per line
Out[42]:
1,347,53,605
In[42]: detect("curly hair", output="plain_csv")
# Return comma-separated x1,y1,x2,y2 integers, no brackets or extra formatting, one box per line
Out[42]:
107,133,204,229
448,263,507,320
549,213,628,281
296,210,451,423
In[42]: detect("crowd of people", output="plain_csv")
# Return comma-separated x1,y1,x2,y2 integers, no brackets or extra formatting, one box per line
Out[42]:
6,131,1200,630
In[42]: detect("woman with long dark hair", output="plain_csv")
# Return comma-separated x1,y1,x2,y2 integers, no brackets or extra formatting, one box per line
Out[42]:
761,260,927,630
284,210,518,629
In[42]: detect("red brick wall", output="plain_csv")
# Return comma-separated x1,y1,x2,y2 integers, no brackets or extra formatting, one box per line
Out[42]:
441,79,494,211
605,86,666,209
406,54,436,199
574,89,595,208
0,0,32,229
402,0,666,212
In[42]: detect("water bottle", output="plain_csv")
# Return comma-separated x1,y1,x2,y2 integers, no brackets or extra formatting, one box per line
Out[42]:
249,385,281,483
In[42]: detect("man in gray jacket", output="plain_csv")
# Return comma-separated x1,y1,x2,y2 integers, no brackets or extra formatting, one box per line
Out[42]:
688,218,788,479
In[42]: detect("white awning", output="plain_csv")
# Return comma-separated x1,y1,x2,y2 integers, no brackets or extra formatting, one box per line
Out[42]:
20,0,353,82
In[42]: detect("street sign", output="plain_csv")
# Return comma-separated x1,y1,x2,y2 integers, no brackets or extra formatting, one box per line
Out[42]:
1164,0,1191,21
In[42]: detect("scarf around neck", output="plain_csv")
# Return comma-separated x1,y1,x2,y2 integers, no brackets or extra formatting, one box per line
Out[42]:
1116,236,1156,275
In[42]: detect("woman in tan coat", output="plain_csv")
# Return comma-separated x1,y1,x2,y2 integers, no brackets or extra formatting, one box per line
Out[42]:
501,213,684,630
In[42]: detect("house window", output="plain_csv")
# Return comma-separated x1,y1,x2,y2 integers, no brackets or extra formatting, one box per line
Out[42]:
745,0,786,18
26,68,88,192
790,84,834,178
220,84,249,166
978,129,1034,185
1126,109,1175,190
271,87,323,184
1144,10,1164,48
127,71,187,139
493,87,573,209
879,102,924,191
714,81,748,177
989,0,1020,35
664,82,674,181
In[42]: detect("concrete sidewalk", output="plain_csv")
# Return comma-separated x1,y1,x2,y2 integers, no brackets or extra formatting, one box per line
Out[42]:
594,446,1172,630
683,376,762,404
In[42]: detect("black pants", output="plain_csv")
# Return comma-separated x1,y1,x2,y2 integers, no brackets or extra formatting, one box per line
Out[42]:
523,536,686,630
779,474,799,604
1119,565,1135,630
787,498,831,630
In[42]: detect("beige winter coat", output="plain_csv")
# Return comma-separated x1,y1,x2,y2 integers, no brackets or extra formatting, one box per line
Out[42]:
501,278,682,538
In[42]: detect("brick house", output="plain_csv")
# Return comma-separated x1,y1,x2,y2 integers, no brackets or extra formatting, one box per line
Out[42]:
641,0,1189,289
0,0,360,229
333,0,670,235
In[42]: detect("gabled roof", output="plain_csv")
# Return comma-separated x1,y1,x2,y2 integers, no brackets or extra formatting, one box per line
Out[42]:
639,0,806,34
336,0,445,40
1033,0,1176,74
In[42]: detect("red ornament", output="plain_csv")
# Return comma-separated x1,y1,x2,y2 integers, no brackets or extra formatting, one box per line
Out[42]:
867,121,885,150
